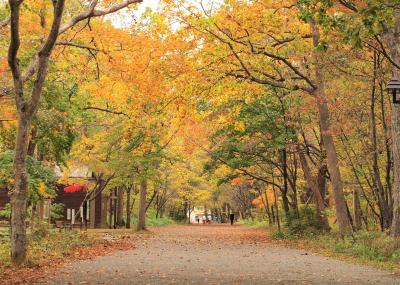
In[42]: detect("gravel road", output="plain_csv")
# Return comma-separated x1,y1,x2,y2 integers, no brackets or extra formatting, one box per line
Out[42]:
41,225,400,285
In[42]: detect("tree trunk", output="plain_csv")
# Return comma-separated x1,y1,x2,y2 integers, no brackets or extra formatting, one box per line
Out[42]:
271,205,276,224
7,0,138,264
10,115,31,265
264,190,272,225
298,146,329,229
113,189,117,228
109,196,113,229
298,149,325,212
27,126,37,157
126,186,132,229
8,0,66,264
317,164,328,202
380,80,394,217
117,187,124,225
391,93,400,235
281,149,290,217
371,51,391,230
30,202,36,229
155,199,160,219
188,203,192,224
353,189,362,231
160,206,164,218
272,180,281,231
136,180,147,231
310,20,352,236
387,10,400,238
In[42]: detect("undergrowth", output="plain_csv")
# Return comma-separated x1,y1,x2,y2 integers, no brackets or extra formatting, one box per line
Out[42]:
129,213,175,227
146,215,175,226
241,207,400,272
0,222,101,267
237,219,270,228
328,231,400,263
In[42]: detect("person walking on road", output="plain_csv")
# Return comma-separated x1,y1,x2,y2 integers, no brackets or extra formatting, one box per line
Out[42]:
229,213,235,225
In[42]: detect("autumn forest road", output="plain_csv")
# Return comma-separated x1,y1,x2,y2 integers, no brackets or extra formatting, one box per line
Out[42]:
42,225,399,285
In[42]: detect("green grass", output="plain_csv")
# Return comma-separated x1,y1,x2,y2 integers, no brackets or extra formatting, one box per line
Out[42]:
237,218,270,228
129,213,175,227
146,215,175,226
327,231,400,263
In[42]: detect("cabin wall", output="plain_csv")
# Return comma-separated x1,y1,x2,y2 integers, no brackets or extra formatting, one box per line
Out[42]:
54,186,109,228
0,187,9,209
1,185,108,228
95,192,103,228
54,187,87,218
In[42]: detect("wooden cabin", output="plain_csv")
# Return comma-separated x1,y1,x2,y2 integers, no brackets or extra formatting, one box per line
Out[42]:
53,185,109,228
0,185,111,228
0,162,118,229
0,187,9,223
0,187,9,209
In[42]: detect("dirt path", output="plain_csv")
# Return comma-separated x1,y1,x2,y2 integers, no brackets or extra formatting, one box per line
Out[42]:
41,225,399,285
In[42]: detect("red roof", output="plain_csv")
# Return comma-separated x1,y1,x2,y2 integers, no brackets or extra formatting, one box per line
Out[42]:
64,184,88,193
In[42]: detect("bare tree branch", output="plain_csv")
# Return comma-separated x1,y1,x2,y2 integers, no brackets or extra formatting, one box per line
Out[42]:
59,0,142,34
338,0,358,12
8,0,24,110
56,40,101,52
83,106,130,117
17,0,142,89
28,0,66,116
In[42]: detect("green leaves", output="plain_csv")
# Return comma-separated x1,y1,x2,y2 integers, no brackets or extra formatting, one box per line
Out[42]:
206,90,300,184
298,0,399,49
0,150,57,202
124,131,145,152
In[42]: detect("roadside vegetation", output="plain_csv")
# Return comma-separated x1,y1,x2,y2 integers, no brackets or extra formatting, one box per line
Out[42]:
0,224,102,268
239,206,400,273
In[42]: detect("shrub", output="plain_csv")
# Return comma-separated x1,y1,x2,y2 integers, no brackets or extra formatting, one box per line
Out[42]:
31,221,51,240
51,203,65,220
0,203,11,220
331,231,400,263
285,206,327,237
272,230,292,240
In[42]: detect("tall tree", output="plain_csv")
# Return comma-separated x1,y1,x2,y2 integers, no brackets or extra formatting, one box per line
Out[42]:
169,0,353,235
136,179,147,231
385,10,400,237
5,0,141,264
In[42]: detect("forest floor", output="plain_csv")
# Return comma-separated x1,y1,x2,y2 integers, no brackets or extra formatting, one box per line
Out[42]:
39,224,400,285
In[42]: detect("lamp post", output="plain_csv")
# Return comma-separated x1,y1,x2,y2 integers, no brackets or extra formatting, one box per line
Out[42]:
386,77,400,104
